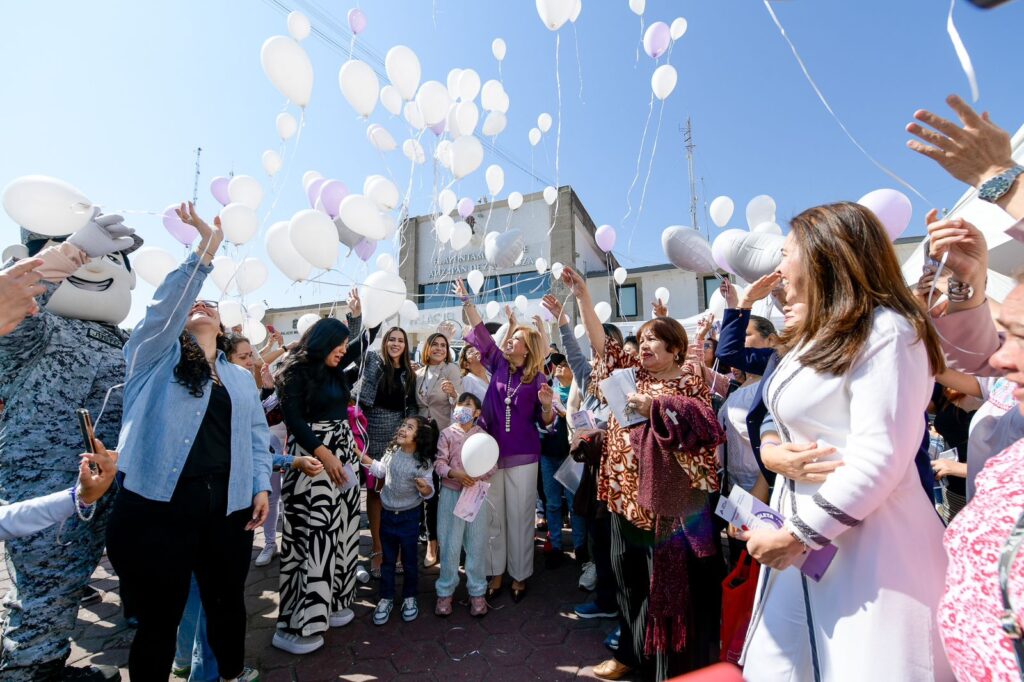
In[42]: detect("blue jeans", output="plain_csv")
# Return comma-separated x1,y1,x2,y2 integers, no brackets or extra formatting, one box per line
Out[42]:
173,575,217,682
435,486,489,598
380,507,420,600
539,455,586,551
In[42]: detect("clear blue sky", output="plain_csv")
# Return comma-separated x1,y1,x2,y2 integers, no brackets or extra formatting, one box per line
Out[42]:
2,0,1022,326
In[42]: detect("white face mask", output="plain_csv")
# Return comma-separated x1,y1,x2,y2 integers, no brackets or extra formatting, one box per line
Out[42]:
452,406,475,425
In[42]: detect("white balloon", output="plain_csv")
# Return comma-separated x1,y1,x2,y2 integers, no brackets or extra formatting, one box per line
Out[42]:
529,128,542,146
338,60,379,118
288,209,339,269
364,175,400,211
262,149,283,177
536,0,575,30
219,203,259,245
574,323,586,339
133,247,178,287
480,79,504,112
379,212,397,240
651,64,677,100
446,68,464,100
507,191,523,211
537,113,553,133
712,230,785,283
485,165,505,196
247,303,268,322
458,69,482,101
334,216,365,249
402,138,426,164
707,289,727,320
435,215,455,244
301,171,323,191
614,266,628,285
339,195,387,240
449,136,484,179
486,300,501,320
367,124,397,152
594,301,612,323
670,17,688,40
629,0,645,15
753,221,782,235
493,91,510,114
297,313,320,336
462,432,499,477
492,38,507,61
481,111,508,137
266,220,313,281
415,80,451,126
662,226,718,273
235,258,268,295
467,269,485,294
260,36,313,107
543,186,558,205
361,270,408,328
484,230,525,269
276,112,298,140
435,140,453,169
376,253,396,273
451,221,473,251
211,256,238,293
286,11,311,41
551,262,564,281
1,175,92,236
746,195,777,230
220,301,245,327
227,175,263,210
385,45,421,101
242,317,268,345
400,299,420,321
455,101,479,136
570,0,583,21
655,286,670,305
403,101,425,130
709,196,735,228
535,257,549,274
515,295,529,315
380,85,403,116
438,189,457,215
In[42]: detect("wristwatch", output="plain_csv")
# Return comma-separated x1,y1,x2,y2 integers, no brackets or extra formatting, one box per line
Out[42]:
978,165,1024,204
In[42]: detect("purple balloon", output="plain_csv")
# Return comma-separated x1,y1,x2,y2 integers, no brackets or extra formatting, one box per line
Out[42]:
306,178,328,208
210,176,231,206
643,22,671,60
316,180,350,219
595,224,617,253
347,8,367,35
858,188,913,241
457,197,474,218
429,120,446,136
162,205,198,246
354,238,376,261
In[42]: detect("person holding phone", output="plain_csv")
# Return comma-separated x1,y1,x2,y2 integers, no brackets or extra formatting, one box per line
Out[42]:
104,203,272,682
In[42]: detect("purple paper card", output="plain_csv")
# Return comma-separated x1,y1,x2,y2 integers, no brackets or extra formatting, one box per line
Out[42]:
454,481,491,523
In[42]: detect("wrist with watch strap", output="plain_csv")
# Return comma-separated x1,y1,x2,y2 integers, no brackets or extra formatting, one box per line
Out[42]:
978,164,1024,203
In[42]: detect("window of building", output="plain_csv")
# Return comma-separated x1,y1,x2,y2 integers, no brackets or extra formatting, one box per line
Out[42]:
420,272,546,310
703,276,720,309
616,283,638,318
419,281,457,310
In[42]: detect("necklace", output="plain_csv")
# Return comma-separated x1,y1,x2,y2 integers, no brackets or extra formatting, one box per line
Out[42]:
503,364,524,432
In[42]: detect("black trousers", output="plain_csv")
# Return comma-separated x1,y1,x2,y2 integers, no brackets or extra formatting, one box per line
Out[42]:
589,511,618,613
420,471,440,543
106,477,253,680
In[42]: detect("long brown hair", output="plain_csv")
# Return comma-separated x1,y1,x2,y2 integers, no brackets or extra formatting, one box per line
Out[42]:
381,326,416,404
780,202,945,376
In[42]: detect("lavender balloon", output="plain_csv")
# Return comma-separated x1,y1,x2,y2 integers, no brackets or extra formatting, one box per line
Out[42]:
429,120,446,136
348,8,367,35
354,238,376,261
306,177,328,208
210,176,231,206
595,224,617,253
162,205,198,245
857,188,913,241
317,180,350,219
457,197,474,218
643,21,671,59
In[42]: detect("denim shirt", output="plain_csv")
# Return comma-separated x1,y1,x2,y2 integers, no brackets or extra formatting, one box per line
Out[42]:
115,252,273,514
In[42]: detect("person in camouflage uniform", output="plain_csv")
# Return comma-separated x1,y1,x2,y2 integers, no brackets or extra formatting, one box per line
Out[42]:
0,212,140,681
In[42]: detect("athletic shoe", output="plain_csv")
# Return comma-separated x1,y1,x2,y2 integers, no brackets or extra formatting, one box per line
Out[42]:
578,561,597,591
80,585,103,606
329,608,355,627
171,663,191,679
574,601,618,619
355,565,371,584
254,544,276,567
271,630,324,655
237,666,260,682
60,665,121,681
604,625,621,652
469,596,488,617
373,598,394,625
401,597,419,622
435,595,453,616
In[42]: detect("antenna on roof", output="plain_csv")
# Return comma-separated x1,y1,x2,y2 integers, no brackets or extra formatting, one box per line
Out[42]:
680,118,699,232
192,147,202,206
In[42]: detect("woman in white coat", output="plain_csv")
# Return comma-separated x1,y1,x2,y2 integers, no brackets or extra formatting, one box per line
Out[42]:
737,203,954,681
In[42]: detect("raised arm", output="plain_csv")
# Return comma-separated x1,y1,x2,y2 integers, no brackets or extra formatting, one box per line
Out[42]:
545,294,592,393
935,367,983,399
453,278,483,327
560,266,605,357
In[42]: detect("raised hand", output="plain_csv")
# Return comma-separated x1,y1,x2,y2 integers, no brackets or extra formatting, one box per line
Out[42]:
541,294,568,325
925,208,987,284
739,272,783,309
78,439,119,504
176,202,223,264
560,266,588,299
720,279,738,309
651,298,668,318
0,258,45,336
67,209,137,259
695,314,714,341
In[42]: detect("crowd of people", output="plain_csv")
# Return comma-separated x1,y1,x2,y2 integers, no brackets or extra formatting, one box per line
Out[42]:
0,93,1022,682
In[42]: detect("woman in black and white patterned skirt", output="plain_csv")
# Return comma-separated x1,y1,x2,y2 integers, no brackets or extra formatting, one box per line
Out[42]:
271,293,364,656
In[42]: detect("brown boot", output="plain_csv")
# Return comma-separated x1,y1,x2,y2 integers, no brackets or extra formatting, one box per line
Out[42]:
592,658,633,680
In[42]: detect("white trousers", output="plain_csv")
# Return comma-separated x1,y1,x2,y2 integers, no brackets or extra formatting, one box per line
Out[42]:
485,463,537,582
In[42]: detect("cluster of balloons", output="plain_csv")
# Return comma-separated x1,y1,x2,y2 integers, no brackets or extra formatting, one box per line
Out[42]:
535,0,584,32
529,112,553,147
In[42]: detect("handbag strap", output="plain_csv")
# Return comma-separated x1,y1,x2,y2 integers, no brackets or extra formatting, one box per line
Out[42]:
999,508,1024,678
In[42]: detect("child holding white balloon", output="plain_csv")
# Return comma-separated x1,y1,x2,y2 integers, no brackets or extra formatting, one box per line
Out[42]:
433,393,498,617
359,416,438,626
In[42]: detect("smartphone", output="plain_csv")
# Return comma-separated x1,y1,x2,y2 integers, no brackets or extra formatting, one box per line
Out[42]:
77,408,99,474
267,325,277,334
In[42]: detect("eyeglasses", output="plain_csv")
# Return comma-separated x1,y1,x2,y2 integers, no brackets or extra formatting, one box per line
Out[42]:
195,300,220,310
703,341,714,349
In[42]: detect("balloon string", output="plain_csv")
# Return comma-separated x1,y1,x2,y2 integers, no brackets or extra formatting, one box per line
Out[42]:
633,97,667,238
635,14,644,68
572,20,585,103
623,93,655,256
761,0,934,205
947,0,980,103
548,31,563,243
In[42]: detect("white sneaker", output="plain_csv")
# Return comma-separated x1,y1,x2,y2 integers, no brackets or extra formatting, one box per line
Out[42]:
271,630,324,655
401,597,419,622
254,544,276,567
579,561,597,591
329,608,355,628
373,598,393,626
237,666,260,682
355,565,371,584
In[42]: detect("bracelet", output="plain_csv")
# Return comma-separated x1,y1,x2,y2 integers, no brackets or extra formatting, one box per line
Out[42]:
70,486,97,523
459,294,471,304
946,278,975,303
761,440,782,449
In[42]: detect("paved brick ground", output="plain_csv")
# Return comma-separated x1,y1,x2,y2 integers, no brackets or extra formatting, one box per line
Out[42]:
0,493,637,681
